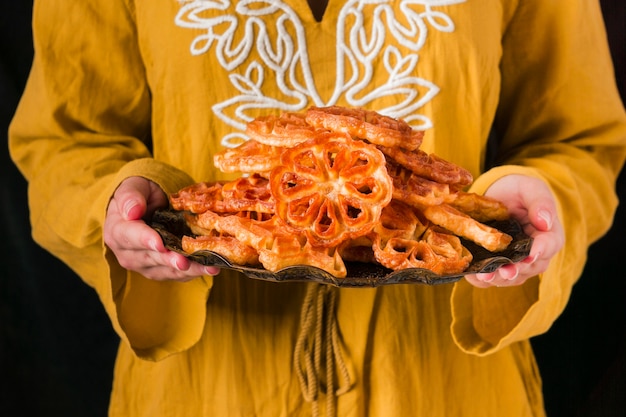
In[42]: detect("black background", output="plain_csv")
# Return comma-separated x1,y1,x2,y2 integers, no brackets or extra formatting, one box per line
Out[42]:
1,2,624,416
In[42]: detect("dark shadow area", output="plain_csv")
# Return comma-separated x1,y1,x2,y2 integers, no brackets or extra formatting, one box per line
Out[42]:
531,1,626,416
0,1,624,417
1,2,119,416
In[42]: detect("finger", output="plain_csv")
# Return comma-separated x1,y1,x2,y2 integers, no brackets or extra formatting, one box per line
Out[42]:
112,242,192,275
497,263,519,281
167,253,221,277
464,273,493,288
108,218,164,252
464,271,495,288
469,266,516,285
520,182,557,233
133,240,221,278
113,177,152,221
521,231,561,275
532,209,553,232
468,250,549,288
138,253,221,281
138,265,219,281
465,264,521,288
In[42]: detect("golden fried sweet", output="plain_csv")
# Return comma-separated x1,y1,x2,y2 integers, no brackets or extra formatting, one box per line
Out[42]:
220,174,275,214
182,234,261,266
446,190,510,222
270,131,393,248
422,204,512,252
372,236,444,273
171,175,274,215
259,237,348,278
372,200,428,243
214,139,284,174
379,146,473,187
386,161,451,208
246,112,320,148
422,227,473,273
168,106,515,278
305,106,424,151
169,181,226,214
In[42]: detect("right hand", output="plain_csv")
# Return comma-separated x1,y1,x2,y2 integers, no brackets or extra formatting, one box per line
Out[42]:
464,175,564,288
103,176,220,281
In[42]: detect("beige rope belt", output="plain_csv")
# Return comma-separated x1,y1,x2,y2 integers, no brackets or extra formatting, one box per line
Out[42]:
294,284,352,417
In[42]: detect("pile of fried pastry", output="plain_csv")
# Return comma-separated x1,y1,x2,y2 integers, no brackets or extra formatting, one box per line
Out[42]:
169,106,512,278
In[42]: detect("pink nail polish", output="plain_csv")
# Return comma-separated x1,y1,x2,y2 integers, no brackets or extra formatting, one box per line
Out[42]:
123,200,136,219
538,210,552,230
205,266,219,276
478,272,496,282
501,265,519,280
523,253,538,264
505,270,519,281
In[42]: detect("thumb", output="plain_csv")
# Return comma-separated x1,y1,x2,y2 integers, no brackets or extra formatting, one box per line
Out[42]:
531,207,554,232
114,177,151,221
523,181,556,233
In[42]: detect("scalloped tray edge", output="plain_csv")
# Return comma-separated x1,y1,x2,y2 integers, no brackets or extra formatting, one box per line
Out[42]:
150,209,533,287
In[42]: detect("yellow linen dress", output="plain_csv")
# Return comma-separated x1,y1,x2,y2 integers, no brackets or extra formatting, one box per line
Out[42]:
9,0,626,416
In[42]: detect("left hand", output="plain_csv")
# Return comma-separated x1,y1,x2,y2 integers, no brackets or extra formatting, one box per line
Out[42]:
464,174,565,288
103,176,220,281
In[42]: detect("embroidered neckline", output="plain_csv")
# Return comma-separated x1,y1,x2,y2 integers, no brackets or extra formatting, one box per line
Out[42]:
175,0,467,147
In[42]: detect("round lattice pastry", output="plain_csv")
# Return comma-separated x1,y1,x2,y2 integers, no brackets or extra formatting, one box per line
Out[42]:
372,236,443,273
270,131,393,248
305,106,424,151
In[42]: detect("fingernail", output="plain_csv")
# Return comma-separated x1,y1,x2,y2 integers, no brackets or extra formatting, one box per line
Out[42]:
522,253,539,264
148,238,158,251
502,266,519,281
538,209,552,230
477,272,496,282
204,266,220,276
123,200,137,219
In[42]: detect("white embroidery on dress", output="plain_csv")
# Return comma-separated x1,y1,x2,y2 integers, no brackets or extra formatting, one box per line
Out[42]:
175,0,466,147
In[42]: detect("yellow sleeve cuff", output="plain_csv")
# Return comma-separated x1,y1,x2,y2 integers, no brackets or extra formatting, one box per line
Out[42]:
101,158,213,361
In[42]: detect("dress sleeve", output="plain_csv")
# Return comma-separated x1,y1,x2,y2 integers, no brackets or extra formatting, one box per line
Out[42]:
8,0,211,361
451,0,626,355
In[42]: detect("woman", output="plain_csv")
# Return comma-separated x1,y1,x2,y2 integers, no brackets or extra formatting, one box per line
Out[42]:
9,0,626,415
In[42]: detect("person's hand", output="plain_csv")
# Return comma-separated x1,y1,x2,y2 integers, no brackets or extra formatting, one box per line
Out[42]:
464,175,564,288
103,176,220,281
